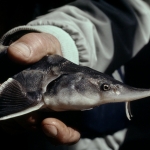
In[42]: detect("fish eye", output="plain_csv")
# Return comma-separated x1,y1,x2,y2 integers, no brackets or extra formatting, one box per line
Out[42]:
101,83,110,91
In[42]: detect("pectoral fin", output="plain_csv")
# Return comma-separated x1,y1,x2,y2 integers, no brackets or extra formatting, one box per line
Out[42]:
0,78,44,120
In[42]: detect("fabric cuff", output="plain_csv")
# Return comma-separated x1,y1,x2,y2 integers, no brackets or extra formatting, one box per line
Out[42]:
2,25,79,64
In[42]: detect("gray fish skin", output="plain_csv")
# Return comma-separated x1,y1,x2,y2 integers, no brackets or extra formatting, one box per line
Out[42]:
0,55,150,120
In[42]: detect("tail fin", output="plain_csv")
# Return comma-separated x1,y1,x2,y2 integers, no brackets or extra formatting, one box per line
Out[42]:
0,78,43,120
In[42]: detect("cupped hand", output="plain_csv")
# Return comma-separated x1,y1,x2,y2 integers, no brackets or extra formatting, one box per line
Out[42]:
0,32,80,145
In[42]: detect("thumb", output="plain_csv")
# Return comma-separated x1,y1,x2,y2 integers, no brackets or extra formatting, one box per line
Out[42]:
41,118,80,145
8,32,61,64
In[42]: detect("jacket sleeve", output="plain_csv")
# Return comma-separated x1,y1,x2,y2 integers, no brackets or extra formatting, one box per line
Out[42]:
1,0,150,74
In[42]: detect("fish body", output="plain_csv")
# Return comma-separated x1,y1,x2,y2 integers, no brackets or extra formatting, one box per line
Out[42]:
0,53,150,120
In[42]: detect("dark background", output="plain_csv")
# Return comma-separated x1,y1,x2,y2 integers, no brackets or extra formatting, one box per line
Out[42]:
0,1,75,37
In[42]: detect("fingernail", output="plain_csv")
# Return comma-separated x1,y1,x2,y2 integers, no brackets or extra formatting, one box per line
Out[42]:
10,42,31,58
43,125,57,138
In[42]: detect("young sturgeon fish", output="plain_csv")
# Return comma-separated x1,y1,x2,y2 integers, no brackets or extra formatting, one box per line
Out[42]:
0,50,150,120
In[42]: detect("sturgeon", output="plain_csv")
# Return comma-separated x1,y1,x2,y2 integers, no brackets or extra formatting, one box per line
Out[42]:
0,46,150,120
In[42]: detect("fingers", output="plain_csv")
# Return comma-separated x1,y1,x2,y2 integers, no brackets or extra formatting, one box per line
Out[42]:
0,116,81,145
41,118,80,145
7,33,62,64
5,113,81,145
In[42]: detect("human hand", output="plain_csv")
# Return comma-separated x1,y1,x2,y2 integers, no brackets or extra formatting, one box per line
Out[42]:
0,32,80,145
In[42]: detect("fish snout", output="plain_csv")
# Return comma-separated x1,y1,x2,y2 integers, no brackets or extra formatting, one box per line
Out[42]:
100,82,150,104
109,84,122,95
